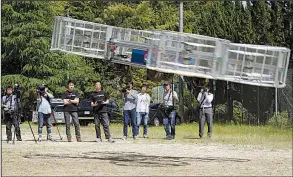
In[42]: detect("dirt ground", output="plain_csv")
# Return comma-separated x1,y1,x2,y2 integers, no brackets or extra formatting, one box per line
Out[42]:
1,126,292,176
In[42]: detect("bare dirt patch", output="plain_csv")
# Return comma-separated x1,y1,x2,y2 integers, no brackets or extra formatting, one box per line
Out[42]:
1,125,292,176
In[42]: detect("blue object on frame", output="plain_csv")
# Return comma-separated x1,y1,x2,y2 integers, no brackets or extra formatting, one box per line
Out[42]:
131,49,147,65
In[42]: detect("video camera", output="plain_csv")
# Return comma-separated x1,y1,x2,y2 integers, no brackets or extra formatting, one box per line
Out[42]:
13,83,21,99
158,104,175,115
36,84,47,95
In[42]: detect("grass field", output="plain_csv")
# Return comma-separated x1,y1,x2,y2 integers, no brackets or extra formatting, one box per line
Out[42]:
9,122,292,149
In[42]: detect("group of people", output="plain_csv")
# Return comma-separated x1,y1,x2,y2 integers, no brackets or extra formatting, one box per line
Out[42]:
1,79,214,143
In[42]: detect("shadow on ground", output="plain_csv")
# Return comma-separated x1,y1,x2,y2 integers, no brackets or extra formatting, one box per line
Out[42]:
23,151,250,167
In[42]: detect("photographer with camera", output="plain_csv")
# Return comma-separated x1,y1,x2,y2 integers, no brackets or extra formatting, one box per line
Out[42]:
62,80,81,142
197,86,214,138
36,84,54,141
162,82,178,140
1,86,22,142
121,82,138,140
136,84,151,138
90,82,115,143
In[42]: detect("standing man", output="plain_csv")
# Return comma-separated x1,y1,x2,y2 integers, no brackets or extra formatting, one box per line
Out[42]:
1,86,22,142
136,84,151,138
90,81,115,143
162,82,178,140
36,84,54,141
62,80,81,142
122,82,138,140
197,86,214,138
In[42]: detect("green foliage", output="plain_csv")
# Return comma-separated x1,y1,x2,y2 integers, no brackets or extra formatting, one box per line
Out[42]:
268,111,292,129
1,1,292,123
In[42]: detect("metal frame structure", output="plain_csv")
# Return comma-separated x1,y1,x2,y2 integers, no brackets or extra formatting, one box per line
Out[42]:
50,16,291,88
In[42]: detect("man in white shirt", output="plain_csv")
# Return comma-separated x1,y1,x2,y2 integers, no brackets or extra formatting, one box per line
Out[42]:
136,84,151,138
163,82,178,140
197,86,214,138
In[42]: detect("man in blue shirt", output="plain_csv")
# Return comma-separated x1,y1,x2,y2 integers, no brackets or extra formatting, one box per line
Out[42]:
1,86,22,142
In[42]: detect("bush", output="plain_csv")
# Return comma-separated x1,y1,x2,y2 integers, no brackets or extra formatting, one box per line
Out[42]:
267,111,292,128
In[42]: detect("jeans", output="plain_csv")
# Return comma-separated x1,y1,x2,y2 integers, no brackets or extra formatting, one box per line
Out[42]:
38,112,52,135
64,112,81,139
163,111,176,137
137,112,148,135
123,109,137,137
199,107,213,138
94,112,111,139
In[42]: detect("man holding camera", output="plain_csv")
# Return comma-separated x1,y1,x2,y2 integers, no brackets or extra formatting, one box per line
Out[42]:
90,82,115,143
62,80,81,142
197,86,214,138
122,82,138,140
163,82,178,140
36,84,54,141
1,86,22,142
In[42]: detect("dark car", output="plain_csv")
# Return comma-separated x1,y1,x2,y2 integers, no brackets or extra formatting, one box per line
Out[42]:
148,103,182,126
78,99,121,126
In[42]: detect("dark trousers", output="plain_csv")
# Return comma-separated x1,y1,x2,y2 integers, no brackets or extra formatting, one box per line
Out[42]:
199,107,213,138
123,109,137,137
64,112,81,139
4,113,21,141
94,112,111,139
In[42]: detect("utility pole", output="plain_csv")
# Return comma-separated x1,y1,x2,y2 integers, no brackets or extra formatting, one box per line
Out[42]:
179,1,184,121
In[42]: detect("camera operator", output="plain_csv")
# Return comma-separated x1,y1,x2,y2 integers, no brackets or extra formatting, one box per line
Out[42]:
90,81,115,143
162,82,178,140
197,86,214,138
62,80,81,142
1,86,22,141
36,84,54,141
136,84,151,138
121,82,138,140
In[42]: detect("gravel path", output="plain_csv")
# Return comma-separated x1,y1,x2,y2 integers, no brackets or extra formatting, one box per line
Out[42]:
2,133,292,176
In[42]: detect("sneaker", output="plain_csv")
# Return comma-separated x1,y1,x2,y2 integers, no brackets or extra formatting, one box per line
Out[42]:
121,136,127,140
108,138,115,143
133,136,139,140
143,134,148,138
164,135,173,140
17,138,22,141
76,138,82,142
67,138,72,142
47,134,52,141
96,138,102,143
38,135,42,142
171,135,175,139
